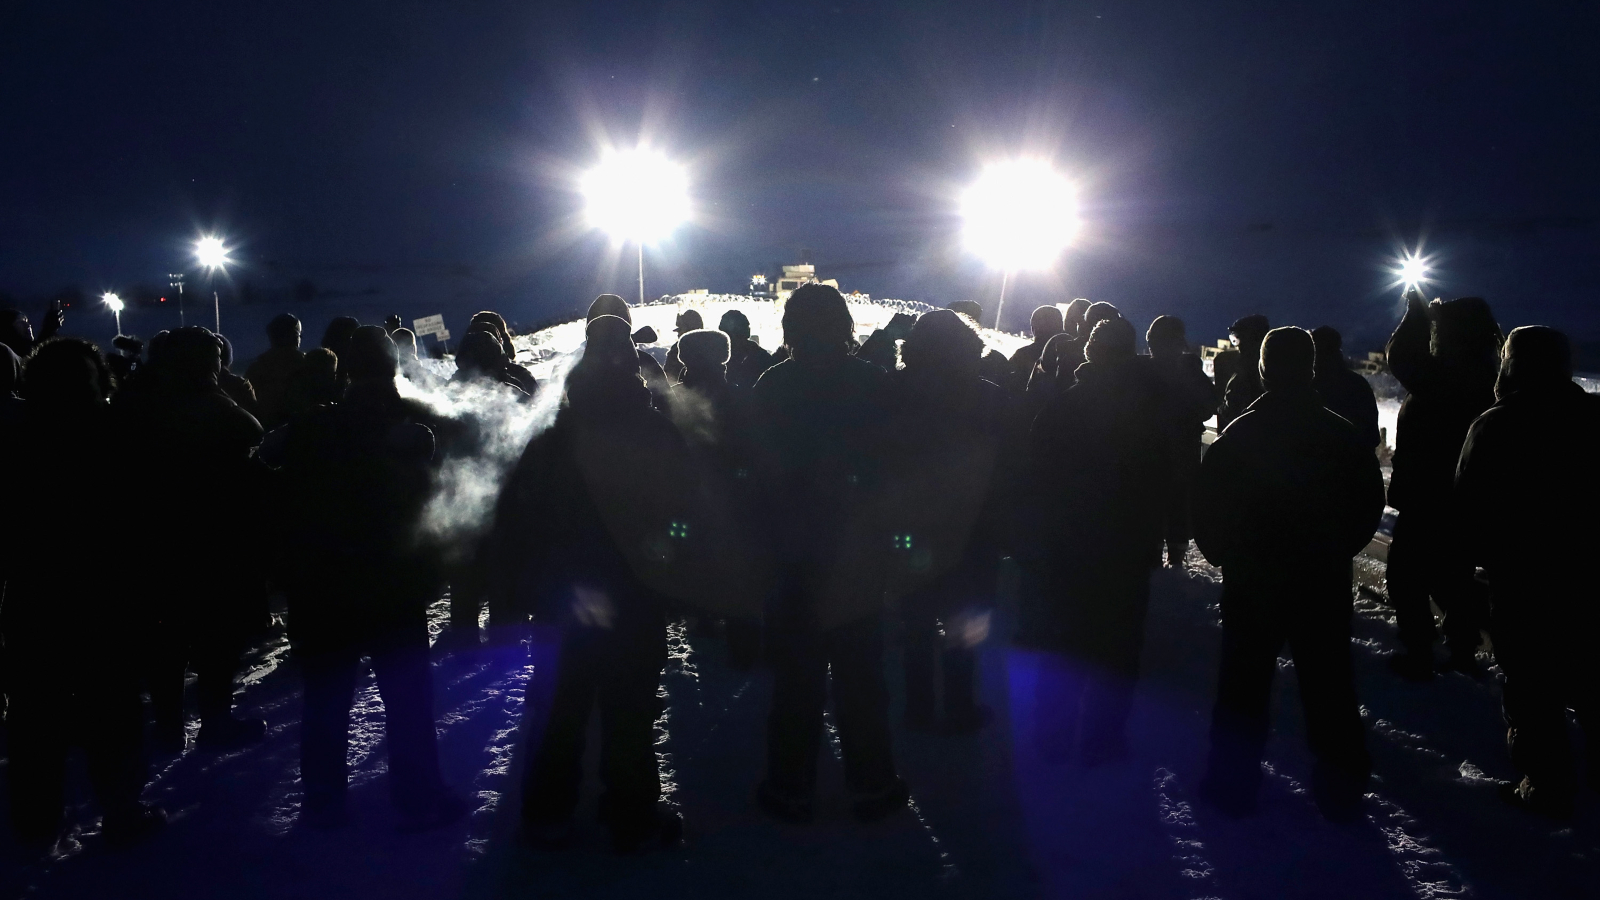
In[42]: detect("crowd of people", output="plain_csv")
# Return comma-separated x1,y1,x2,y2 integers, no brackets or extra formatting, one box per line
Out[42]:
0,281,1594,858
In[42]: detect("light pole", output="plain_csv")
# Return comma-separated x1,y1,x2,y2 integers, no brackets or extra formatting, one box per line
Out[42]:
195,236,230,333
582,148,690,305
102,292,125,336
168,273,185,326
960,159,1079,330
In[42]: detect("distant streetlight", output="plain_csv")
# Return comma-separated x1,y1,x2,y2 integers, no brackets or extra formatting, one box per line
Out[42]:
582,148,690,305
102,292,125,336
961,159,1079,330
168,273,186,326
195,235,230,333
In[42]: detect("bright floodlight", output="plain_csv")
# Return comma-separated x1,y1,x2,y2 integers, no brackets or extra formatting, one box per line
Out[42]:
581,149,690,244
1397,254,1428,289
101,292,124,312
961,160,1079,271
195,235,230,269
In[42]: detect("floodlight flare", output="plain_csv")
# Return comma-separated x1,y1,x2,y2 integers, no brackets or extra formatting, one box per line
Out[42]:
102,292,124,312
195,235,230,269
961,160,1079,271
582,149,690,244
1397,255,1428,289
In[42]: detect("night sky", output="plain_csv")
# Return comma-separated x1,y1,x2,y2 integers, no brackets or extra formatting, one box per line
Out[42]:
3,0,1595,355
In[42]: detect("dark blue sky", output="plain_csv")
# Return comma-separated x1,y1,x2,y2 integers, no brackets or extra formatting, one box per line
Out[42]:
2,0,1595,353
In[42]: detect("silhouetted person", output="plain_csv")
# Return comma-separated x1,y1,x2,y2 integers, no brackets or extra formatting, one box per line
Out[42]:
216,332,262,421
1215,314,1269,430
752,283,908,823
946,299,1012,382
247,313,305,431
663,309,704,381
0,341,21,399
1455,326,1600,820
719,309,775,390
1060,298,1090,341
1384,290,1500,678
855,311,915,371
470,310,537,394
1023,317,1168,764
279,326,463,830
0,338,166,850
320,315,360,360
884,309,1007,733
1311,326,1380,451
117,327,268,752
503,314,687,851
453,328,531,397
586,293,671,406
1008,305,1065,393
1194,327,1385,822
284,347,339,420
0,300,63,359
1146,315,1217,566
1027,301,1120,397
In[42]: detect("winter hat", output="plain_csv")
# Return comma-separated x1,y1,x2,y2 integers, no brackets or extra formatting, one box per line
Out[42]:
678,329,731,373
1084,316,1137,365
587,294,632,324
1259,326,1314,391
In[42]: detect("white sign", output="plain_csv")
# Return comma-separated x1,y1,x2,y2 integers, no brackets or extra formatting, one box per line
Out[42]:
436,329,450,341
413,314,446,336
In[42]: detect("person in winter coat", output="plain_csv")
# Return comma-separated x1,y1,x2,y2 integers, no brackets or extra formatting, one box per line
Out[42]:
945,300,1013,383
586,294,672,407
1311,326,1380,452
1146,315,1218,567
1454,326,1600,821
279,326,463,831
1023,317,1168,764
1194,327,1386,822
1008,306,1065,394
1215,314,1270,431
752,283,908,824
247,313,306,431
719,309,775,391
883,309,1008,733
469,310,537,394
663,309,704,382
1384,290,1501,678
0,338,167,851
668,328,765,668
114,326,268,753
500,314,688,851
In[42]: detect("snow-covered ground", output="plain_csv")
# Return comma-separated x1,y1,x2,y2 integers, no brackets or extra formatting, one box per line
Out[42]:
2,545,1595,900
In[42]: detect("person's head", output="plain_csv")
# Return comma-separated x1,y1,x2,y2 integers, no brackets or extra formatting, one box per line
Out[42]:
947,300,984,327
583,315,638,370
568,314,647,411
1497,325,1572,399
455,329,506,376
1037,332,1076,377
321,316,360,357
587,293,632,324
392,328,419,360
677,329,731,380
1432,296,1501,363
0,309,31,356
22,337,112,408
1311,326,1344,377
1083,302,1121,335
719,309,752,343
1145,315,1188,358
166,326,223,391
1085,316,1138,366
675,309,704,335
1229,314,1271,358
901,308,983,377
343,325,398,383
782,283,854,359
1259,326,1315,393
266,313,302,351
1062,299,1091,336
470,311,514,354
1029,306,1065,343
216,333,236,370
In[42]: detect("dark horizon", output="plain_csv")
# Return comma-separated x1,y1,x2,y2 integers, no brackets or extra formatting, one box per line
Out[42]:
3,1,1596,353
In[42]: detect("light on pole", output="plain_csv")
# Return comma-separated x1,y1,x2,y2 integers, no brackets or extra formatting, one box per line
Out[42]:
168,273,186,326
581,148,690,305
960,159,1079,330
102,292,125,337
195,236,230,333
